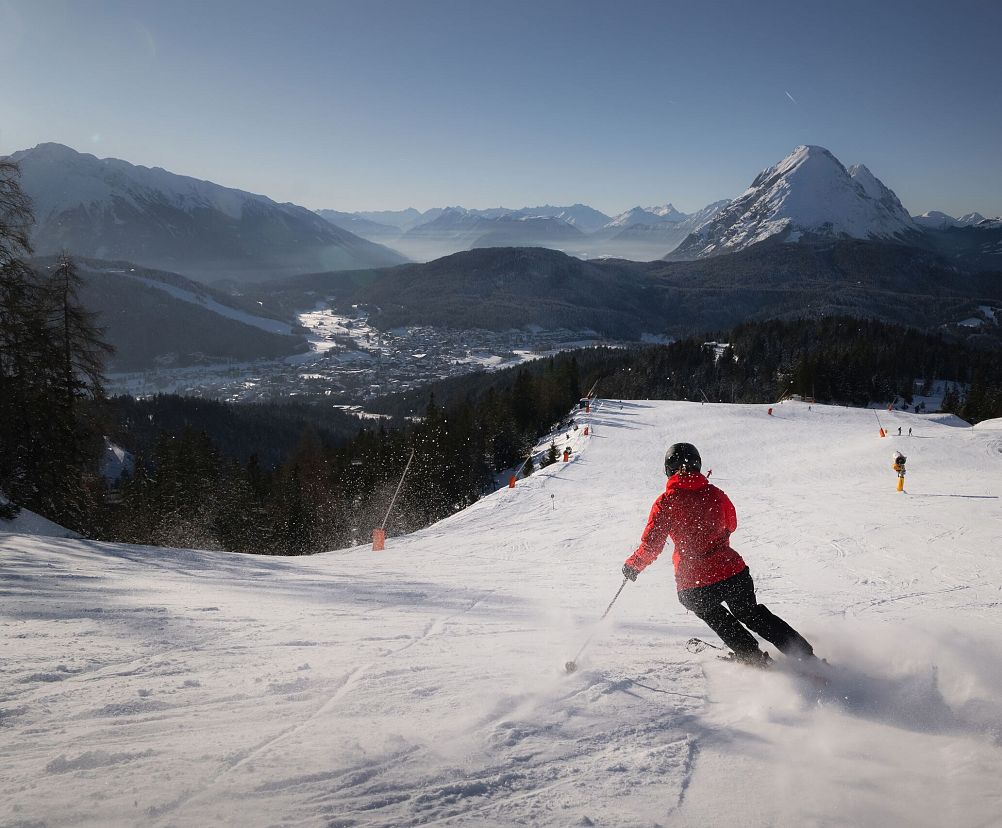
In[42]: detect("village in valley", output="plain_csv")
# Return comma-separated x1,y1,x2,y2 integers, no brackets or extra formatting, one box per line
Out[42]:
105,305,615,405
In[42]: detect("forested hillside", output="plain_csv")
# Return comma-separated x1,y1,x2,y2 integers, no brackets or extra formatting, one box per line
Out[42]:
102,395,374,468
369,317,1002,422
76,267,306,369
246,242,1002,347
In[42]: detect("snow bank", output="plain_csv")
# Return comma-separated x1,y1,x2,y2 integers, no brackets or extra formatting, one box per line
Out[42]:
0,496,78,537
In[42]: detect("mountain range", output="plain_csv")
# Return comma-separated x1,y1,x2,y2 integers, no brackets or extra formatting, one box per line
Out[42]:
318,145,1001,265
318,201,731,262
5,143,407,285
8,141,1001,280
912,210,1001,230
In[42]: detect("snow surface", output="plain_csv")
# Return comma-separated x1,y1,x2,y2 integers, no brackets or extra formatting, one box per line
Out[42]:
0,498,77,538
3,400,1002,826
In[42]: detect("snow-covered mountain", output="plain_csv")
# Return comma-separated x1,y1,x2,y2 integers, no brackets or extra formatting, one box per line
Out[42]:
351,207,441,231
912,211,1001,230
324,205,610,244
971,216,1002,229
402,207,495,240
606,204,688,229
469,214,586,249
6,143,407,284
596,200,729,258
958,212,988,226
322,201,721,261
917,209,1002,229
5,399,1002,826
315,209,401,239
913,210,962,229
512,204,612,233
910,210,1002,268
397,207,587,254
670,145,920,259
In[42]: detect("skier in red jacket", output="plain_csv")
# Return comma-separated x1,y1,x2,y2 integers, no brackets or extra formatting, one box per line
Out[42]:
623,443,815,665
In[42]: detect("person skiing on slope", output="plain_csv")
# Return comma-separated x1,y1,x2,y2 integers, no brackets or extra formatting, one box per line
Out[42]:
622,442,815,665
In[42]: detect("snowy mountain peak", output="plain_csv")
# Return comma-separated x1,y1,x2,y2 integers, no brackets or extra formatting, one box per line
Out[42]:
911,211,1001,231
913,210,959,229
607,204,689,229
5,142,406,281
847,163,914,225
846,163,882,199
747,144,839,186
671,145,919,259
649,203,687,222
958,212,987,226
11,142,255,221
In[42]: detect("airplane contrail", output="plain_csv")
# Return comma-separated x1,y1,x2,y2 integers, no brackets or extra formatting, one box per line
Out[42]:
785,90,798,104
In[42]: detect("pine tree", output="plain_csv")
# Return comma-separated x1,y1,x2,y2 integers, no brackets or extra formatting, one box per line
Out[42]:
543,442,558,467
33,255,115,527
0,160,38,516
0,162,114,530
0,160,32,270
522,452,534,476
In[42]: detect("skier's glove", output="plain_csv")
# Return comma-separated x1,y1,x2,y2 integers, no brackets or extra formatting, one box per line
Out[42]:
622,564,639,581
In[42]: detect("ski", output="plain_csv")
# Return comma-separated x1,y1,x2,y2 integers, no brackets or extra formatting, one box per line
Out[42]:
685,637,831,687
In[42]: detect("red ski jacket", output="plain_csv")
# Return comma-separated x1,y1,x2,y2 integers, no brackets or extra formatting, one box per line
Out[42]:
624,472,747,592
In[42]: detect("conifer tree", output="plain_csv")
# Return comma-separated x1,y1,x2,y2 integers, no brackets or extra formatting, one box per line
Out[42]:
0,160,37,517
0,162,114,529
544,442,558,467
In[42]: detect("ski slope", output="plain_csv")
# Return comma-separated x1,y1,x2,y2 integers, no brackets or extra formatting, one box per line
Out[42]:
3,400,1002,827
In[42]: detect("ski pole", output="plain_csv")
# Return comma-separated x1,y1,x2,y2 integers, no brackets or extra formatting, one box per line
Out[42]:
564,576,629,673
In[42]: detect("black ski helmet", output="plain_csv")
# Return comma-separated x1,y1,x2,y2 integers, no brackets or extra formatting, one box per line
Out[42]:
664,442,701,476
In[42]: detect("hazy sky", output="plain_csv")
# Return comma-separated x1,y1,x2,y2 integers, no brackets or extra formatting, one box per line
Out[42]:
2,0,999,216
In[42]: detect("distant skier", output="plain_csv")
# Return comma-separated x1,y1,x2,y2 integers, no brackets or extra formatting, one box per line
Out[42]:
898,427,902,436
622,442,816,665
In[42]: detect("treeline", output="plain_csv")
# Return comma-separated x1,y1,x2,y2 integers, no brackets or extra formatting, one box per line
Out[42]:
102,394,378,468
588,318,1002,421
1,160,112,526
97,357,585,553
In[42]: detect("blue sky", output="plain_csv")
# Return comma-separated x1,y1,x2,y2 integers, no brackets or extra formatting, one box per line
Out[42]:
1,0,999,216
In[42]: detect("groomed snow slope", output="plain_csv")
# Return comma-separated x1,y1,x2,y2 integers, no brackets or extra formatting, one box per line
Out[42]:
3,400,1002,827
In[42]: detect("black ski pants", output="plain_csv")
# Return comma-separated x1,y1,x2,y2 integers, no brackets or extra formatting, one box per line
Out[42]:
677,567,814,659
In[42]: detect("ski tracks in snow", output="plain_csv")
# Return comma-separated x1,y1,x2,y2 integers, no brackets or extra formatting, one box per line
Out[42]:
294,661,703,827
151,589,496,824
